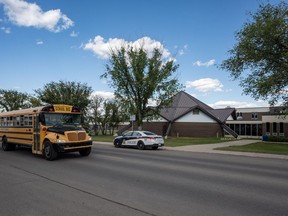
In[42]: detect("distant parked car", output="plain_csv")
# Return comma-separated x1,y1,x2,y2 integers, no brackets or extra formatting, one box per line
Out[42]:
113,131,164,150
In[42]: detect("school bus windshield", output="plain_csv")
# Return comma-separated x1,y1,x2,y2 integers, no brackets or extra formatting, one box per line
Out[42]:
42,113,82,126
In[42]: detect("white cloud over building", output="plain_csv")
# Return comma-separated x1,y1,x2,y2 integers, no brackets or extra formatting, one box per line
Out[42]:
186,78,223,92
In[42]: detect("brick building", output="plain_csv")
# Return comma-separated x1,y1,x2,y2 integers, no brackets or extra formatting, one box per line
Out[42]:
226,107,288,138
141,91,237,138
118,91,288,138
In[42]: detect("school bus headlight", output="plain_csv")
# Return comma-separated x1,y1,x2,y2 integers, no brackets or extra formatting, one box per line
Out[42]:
88,137,92,141
57,139,67,143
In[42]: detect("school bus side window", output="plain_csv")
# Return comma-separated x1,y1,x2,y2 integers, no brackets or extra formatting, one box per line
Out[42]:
2,117,7,126
8,116,13,126
20,115,24,126
14,116,20,126
24,115,32,126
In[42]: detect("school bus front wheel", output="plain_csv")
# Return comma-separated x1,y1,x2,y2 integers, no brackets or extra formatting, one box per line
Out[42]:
79,147,91,156
43,141,58,161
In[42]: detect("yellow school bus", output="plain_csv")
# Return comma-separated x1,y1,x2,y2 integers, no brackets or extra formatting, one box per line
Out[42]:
0,104,92,160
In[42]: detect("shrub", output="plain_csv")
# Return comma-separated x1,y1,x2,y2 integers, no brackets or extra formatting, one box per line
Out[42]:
267,136,288,142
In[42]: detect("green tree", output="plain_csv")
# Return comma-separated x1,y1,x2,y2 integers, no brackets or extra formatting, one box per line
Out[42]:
105,99,127,135
35,80,93,112
88,95,127,135
101,46,182,129
0,89,30,111
220,2,288,110
28,96,43,107
88,95,104,135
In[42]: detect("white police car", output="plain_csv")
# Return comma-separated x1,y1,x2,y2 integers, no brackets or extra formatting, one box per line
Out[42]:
113,130,164,150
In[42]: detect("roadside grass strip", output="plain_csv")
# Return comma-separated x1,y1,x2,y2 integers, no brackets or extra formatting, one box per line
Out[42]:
216,142,288,155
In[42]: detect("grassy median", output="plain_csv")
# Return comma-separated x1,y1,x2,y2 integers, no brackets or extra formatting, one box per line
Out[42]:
217,142,288,155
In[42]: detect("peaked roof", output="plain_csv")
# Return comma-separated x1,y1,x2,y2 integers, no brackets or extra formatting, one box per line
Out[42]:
159,91,235,123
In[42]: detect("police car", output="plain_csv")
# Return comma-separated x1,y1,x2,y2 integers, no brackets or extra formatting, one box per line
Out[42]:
113,130,164,150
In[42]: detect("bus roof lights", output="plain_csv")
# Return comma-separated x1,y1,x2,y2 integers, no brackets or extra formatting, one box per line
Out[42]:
72,108,80,113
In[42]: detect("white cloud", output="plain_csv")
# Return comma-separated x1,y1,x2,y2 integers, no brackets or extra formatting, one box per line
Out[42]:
186,78,223,92
1,26,11,33
209,100,270,109
193,59,216,67
175,44,188,56
83,35,171,59
91,91,115,100
0,0,73,32
36,39,43,45
210,101,256,109
70,31,78,37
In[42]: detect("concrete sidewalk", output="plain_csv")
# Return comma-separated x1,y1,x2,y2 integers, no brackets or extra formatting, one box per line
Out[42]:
164,139,288,160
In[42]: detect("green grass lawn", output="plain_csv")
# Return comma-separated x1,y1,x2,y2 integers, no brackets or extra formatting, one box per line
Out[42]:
163,137,234,147
92,135,115,143
217,142,288,155
92,135,233,147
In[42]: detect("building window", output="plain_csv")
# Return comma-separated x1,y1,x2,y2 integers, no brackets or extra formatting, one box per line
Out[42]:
246,124,251,136
235,124,240,134
236,112,243,120
266,122,270,135
252,112,258,120
193,109,199,115
258,124,262,136
272,122,277,135
240,124,246,135
279,122,284,136
252,124,257,136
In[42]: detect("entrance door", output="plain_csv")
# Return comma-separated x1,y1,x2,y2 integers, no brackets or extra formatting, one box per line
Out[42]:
33,114,40,153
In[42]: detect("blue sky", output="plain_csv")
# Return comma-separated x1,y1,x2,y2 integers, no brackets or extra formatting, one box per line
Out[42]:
0,0,284,108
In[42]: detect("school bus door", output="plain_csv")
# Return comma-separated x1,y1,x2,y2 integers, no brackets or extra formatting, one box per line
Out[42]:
32,114,41,154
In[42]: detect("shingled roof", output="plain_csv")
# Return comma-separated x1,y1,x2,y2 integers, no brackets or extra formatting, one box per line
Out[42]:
159,91,236,123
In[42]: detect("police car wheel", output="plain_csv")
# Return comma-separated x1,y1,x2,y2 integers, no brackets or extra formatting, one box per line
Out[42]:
114,140,122,148
137,141,145,150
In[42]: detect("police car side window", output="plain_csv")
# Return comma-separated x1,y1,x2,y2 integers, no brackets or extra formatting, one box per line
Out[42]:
125,132,133,136
134,132,141,137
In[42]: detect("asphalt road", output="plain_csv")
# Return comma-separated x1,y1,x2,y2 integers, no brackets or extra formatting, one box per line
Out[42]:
0,144,287,216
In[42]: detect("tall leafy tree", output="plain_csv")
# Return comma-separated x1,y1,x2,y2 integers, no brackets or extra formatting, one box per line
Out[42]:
35,80,93,112
88,95,128,135
220,2,288,111
105,99,127,135
101,46,182,128
88,95,104,135
28,96,43,107
0,89,30,111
